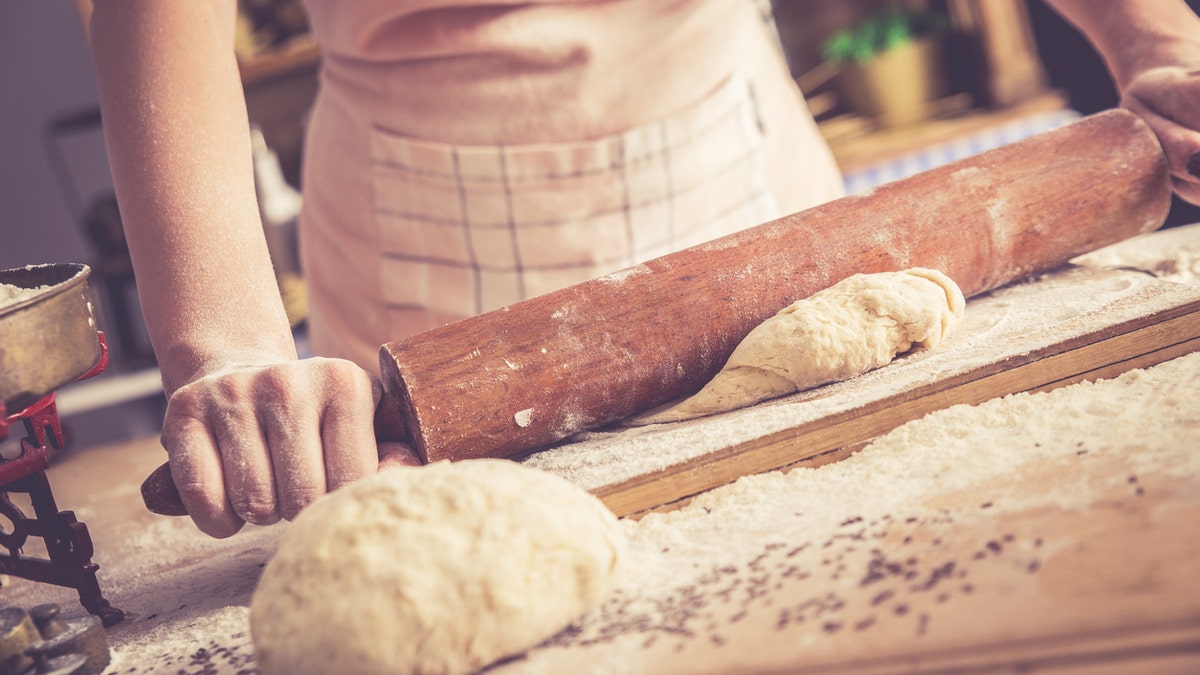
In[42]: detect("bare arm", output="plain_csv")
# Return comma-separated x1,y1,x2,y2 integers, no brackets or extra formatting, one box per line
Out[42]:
89,1,402,537
90,1,291,386
1045,0,1200,203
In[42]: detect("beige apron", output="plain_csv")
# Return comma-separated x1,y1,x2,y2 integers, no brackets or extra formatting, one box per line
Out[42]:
298,0,844,373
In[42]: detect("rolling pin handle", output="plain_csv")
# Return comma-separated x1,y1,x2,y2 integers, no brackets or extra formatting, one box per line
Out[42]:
140,462,188,517
373,391,409,443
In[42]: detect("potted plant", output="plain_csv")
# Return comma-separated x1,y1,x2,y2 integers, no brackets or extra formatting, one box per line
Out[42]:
822,7,952,127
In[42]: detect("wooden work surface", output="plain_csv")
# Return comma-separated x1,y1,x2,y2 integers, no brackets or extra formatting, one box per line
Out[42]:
0,227,1198,674
503,399,1200,675
525,259,1200,519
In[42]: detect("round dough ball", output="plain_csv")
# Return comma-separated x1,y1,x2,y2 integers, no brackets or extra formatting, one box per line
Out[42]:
250,459,625,675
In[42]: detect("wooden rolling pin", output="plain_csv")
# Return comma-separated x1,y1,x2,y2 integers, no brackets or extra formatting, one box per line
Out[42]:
142,109,1169,516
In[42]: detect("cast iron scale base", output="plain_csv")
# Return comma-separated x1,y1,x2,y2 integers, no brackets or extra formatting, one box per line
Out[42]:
0,334,124,627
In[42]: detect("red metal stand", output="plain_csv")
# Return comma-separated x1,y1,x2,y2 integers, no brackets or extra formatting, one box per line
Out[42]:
0,334,124,626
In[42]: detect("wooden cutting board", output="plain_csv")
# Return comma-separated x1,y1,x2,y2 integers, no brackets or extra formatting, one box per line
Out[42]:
522,262,1200,518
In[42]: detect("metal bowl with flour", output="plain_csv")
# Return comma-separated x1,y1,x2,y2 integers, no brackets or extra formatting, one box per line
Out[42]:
0,263,102,413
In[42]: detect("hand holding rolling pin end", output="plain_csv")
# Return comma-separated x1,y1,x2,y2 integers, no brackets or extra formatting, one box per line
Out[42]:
1046,0,1200,205
85,0,1200,538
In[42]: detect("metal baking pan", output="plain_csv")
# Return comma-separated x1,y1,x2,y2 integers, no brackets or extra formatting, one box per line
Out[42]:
0,263,102,413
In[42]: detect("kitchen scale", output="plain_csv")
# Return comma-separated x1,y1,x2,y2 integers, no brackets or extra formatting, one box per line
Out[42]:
0,263,124,627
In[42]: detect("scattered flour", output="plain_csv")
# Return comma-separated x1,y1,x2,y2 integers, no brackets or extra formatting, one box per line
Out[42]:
97,521,280,674
504,349,1200,672
0,514,280,675
1073,222,1200,284
514,408,535,427
61,347,1195,675
524,263,1200,493
631,347,1198,572
503,226,1200,671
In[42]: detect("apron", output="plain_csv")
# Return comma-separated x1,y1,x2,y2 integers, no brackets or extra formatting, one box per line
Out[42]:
369,73,778,331
298,1,845,373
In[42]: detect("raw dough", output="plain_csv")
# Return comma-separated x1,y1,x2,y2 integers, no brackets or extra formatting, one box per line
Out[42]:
632,268,965,424
250,459,625,675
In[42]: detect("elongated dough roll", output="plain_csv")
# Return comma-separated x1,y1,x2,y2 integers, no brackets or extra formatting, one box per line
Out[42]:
631,268,965,425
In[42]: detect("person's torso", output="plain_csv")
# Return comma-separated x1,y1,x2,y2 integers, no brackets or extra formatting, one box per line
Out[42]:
301,0,751,144
295,0,846,371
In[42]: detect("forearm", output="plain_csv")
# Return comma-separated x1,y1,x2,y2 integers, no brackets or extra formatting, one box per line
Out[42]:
1043,0,1200,88
90,0,295,394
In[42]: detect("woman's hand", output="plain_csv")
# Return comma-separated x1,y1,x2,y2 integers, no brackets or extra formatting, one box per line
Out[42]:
1043,0,1200,205
161,357,418,538
1119,65,1200,205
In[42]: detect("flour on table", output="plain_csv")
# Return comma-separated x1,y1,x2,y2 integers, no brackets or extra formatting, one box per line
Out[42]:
250,459,626,675
631,268,965,424
1072,221,1200,284
496,349,1200,673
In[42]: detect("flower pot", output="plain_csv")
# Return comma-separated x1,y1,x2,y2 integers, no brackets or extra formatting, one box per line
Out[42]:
836,35,950,128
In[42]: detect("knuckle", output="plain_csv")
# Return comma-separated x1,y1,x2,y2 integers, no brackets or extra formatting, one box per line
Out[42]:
211,374,248,401
318,357,375,394
165,373,259,429
253,366,294,401
163,388,216,429
159,415,200,448
318,356,359,377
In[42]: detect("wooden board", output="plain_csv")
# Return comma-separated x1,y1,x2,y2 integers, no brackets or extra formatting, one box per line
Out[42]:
499,369,1200,674
521,263,1200,518
494,241,1200,674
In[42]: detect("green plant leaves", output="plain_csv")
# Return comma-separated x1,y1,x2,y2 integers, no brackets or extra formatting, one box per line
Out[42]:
821,8,949,65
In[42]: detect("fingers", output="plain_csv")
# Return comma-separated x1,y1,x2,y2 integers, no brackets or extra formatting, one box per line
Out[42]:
1121,67,1200,205
318,360,380,493
1127,98,1200,205
1125,94,1200,203
160,358,384,536
162,389,248,539
164,371,285,533
256,369,325,522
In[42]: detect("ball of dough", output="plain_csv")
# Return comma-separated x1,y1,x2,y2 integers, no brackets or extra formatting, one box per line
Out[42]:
250,459,625,675
633,268,965,424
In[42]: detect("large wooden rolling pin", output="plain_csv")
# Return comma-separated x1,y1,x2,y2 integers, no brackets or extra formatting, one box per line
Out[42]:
142,110,1169,515
382,109,1169,462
